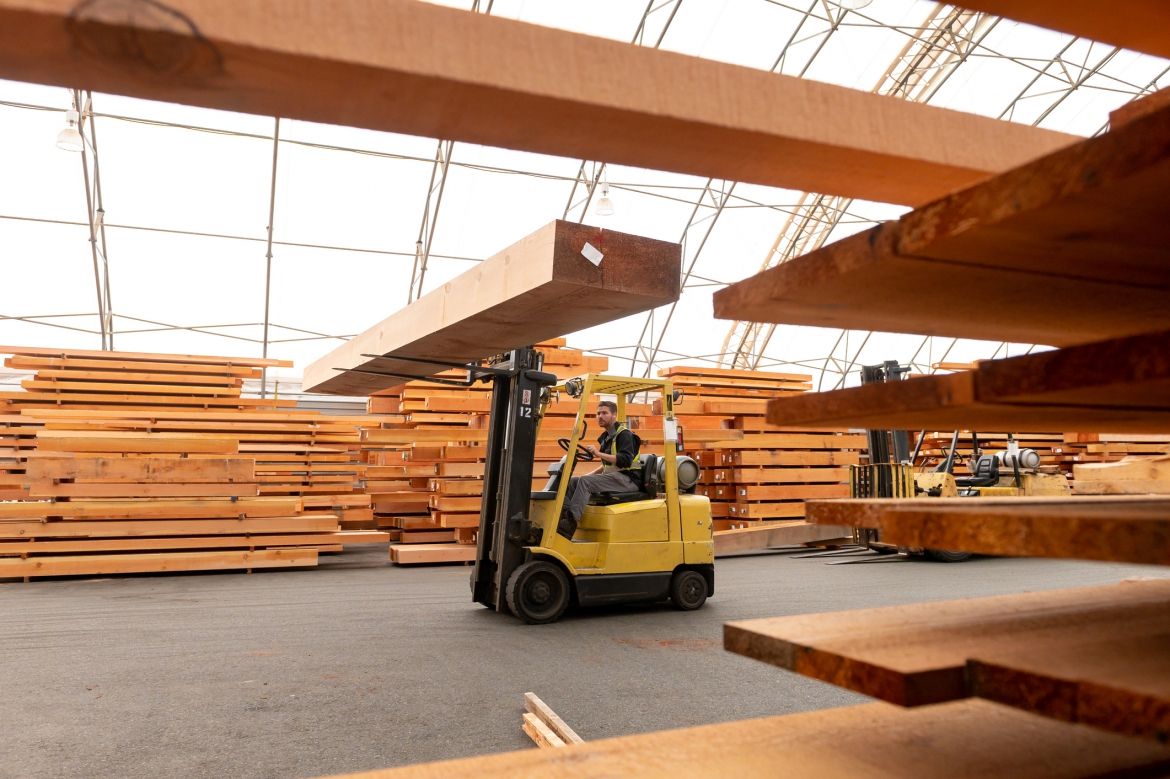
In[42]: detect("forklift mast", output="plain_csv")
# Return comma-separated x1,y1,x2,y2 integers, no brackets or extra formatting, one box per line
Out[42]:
470,347,559,610
860,361,912,468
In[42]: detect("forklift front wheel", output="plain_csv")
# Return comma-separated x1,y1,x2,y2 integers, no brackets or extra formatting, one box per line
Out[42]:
670,569,708,611
506,560,571,624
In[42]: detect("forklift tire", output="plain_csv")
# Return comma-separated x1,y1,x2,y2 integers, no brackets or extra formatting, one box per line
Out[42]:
924,548,973,563
670,569,708,611
505,560,571,624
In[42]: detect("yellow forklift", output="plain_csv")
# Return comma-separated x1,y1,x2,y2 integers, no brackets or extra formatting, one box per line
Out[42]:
445,347,715,624
851,361,1069,562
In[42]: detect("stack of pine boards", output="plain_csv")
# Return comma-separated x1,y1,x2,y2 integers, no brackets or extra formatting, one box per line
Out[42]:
0,346,388,580
658,367,860,528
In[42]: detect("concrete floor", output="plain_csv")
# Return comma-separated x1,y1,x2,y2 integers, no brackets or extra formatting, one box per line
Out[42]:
1,547,1165,779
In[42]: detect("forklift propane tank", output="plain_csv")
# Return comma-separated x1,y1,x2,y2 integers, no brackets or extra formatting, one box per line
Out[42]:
997,447,1041,470
659,455,701,491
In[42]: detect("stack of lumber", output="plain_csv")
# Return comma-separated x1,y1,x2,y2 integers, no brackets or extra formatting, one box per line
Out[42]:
709,63,1170,773
657,367,860,528
1058,433,1170,473
0,346,387,581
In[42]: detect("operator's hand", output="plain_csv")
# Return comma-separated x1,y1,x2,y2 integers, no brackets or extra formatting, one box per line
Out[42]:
585,445,597,456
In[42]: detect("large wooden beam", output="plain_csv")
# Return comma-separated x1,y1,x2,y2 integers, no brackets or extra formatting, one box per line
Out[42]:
763,329,1170,433
954,2,1170,59
725,579,1170,742
713,102,1170,346
303,221,680,395
0,0,1076,206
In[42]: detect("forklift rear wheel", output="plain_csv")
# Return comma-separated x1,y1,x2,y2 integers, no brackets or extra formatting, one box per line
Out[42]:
670,569,708,610
506,560,571,624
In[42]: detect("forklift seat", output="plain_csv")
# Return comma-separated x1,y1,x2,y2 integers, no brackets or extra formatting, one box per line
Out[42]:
590,454,660,506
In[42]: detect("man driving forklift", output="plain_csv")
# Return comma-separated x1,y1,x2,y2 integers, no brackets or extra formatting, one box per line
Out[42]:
558,400,642,539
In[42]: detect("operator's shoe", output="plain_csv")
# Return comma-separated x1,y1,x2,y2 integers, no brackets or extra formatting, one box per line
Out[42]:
556,512,578,540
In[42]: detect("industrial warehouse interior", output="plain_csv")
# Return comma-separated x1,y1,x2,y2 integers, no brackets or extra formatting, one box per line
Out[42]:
1,1,1169,777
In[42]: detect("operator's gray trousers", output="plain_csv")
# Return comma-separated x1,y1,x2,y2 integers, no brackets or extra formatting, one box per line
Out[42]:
565,470,640,522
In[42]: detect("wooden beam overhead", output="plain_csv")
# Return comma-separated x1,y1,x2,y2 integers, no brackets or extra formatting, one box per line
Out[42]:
0,0,1076,206
714,103,1170,346
762,329,1170,433
303,221,681,395
953,1,1170,59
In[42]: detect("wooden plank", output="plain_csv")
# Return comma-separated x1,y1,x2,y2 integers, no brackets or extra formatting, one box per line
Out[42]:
523,692,585,745
0,345,289,368
521,713,565,749
951,1,1170,59
363,427,741,445
0,531,383,554
724,579,1170,710
765,331,1170,433
0,548,316,578
0,1,1076,208
6,355,263,377
25,456,253,479
0,497,300,520
25,482,260,498
36,430,238,454
806,495,1170,566
311,699,1170,778
304,222,681,394
0,516,338,539
714,103,1170,347
28,368,244,386
714,520,849,556
389,543,476,565
0,391,295,408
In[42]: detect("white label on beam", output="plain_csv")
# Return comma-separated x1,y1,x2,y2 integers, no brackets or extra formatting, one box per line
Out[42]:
581,242,604,266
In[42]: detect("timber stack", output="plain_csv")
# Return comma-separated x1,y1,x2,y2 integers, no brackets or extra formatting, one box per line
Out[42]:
0,346,387,581
657,367,861,529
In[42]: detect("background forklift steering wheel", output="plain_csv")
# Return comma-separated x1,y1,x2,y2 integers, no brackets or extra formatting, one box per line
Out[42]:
557,420,595,462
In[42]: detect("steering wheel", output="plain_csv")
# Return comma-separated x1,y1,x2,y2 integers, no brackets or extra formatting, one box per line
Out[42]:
557,420,595,462
558,437,595,462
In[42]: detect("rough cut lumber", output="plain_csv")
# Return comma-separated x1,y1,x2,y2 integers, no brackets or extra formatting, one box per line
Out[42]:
766,330,1170,433
0,497,299,520
1074,456,1170,495
0,345,290,367
0,1,1076,207
0,548,316,579
0,516,339,539
0,531,385,554
389,543,476,565
951,1,1170,59
318,699,1170,778
714,520,849,556
724,580,1170,733
305,222,680,394
714,102,1170,347
807,495,1170,566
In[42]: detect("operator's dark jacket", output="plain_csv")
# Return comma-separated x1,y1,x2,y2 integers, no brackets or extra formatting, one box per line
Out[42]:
598,426,639,472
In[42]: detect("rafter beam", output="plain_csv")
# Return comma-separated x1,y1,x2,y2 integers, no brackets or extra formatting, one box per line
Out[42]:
0,0,1076,206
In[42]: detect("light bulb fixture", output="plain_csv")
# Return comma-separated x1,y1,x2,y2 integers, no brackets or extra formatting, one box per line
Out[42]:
595,183,615,216
56,108,83,152
833,0,873,9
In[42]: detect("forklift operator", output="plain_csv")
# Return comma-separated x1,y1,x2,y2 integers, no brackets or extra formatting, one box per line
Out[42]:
558,400,642,539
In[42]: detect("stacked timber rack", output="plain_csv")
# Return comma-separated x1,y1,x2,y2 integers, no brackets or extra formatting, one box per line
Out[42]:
703,74,1170,773
0,346,387,581
658,367,859,550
